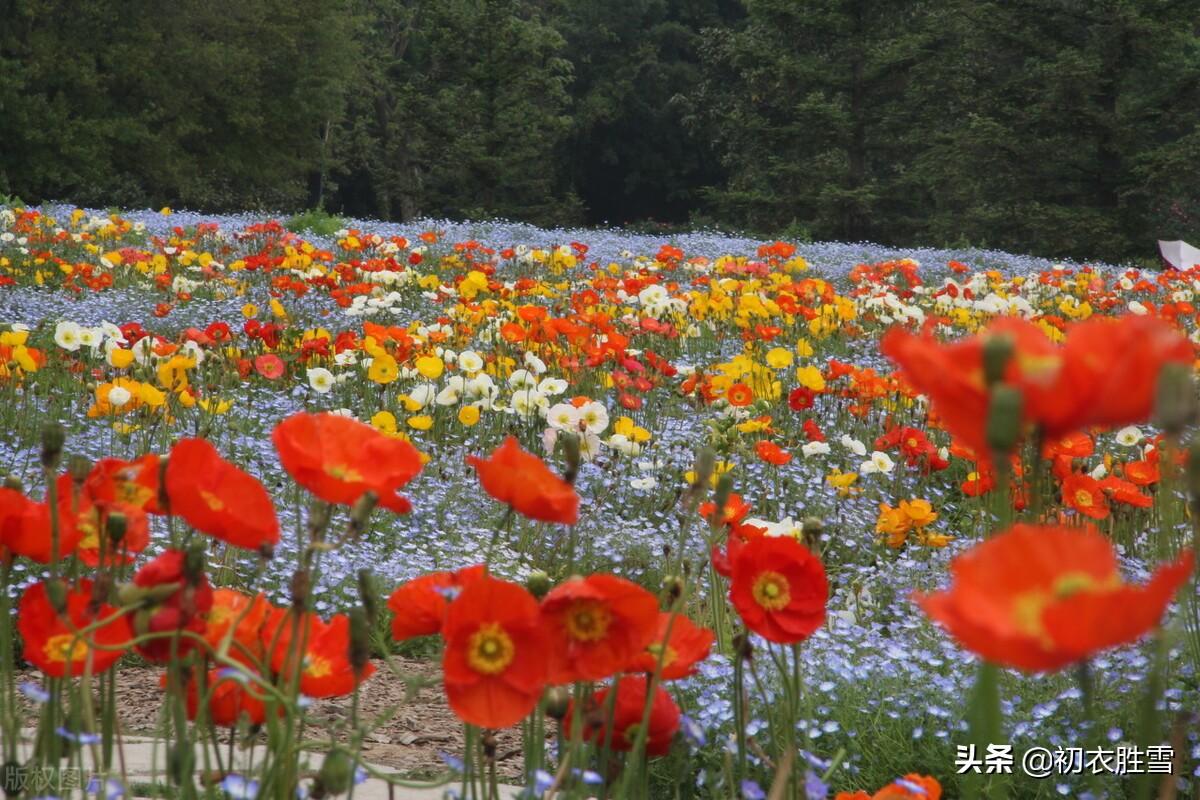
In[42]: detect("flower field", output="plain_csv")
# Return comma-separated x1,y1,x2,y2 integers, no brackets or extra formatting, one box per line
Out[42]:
0,205,1198,800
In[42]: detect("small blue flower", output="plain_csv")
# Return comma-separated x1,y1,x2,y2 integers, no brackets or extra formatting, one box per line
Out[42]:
220,774,259,800
86,777,125,800
741,779,766,800
804,770,828,800
19,682,49,703
531,769,554,796
679,714,707,748
894,778,928,796
438,752,465,773
571,769,603,786
56,727,100,745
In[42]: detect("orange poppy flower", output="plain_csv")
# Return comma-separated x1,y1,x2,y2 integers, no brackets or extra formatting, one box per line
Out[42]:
623,612,715,680
466,436,579,524
755,440,792,466
835,774,942,800
264,609,375,697
273,412,424,514
566,675,680,757
541,574,659,683
729,536,827,644
441,575,547,728
164,438,280,550
1100,476,1152,508
1124,459,1160,486
132,549,215,661
698,493,752,527
204,589,272,663
914,524,1194,672
726,382,754,407
18,579,131,677
387,565,487,641
1061,473,1109,520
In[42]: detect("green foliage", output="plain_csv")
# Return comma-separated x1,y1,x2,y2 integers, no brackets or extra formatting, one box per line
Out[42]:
285,209,347,237
2,0,1199,258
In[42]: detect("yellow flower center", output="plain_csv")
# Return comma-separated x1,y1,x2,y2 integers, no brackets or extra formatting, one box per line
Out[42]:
325,464,364,483
1074,489,1093,507
646,643,677,669
467,622,515,675
43,633,88,664
305,655,332,679
200,489,225,512
564,601,612,642
751,571,790,611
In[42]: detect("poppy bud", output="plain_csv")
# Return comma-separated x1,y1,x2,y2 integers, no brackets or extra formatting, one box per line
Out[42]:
349,491,377,534
307,500,333,536
709,473,734,526
481,730,498,760
357,569,378,625
90,573,113,611
68,455,91,484
982,332,1014,387
314,748,355,797
732,632,753,663
802,516,824,548
561,431,581,484
662,575,684,601
156,455,171,513
116,582,144,607
525,570,552,599
106,512,127,546
40,423,65,468
44,578,68,614
543,686,571,720
291,568,312,611
691,447,715,492
985,384,1023,457
183,541,206,585
348,607,371,675
2,474,21,491
1154,362,1196,436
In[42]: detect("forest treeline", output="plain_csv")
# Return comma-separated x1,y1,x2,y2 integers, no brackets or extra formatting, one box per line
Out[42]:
2,0,1198,260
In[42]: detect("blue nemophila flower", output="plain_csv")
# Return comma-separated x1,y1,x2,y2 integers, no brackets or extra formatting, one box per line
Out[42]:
530,770,554,796
220,775,259,800
56,727,100,745
805,771,828,800
19,682,49,703
571,769,603,786
679,714,706,748
740,779,766,800
86,777,125,800
438,752,465,773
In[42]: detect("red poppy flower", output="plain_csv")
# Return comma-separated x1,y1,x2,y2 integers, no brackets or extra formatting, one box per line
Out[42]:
264,609,374,697
164,438,279,550
442,575,547,728
698,493,752,528
542,574,659,683
1061,473,1109,520
273,412,424,514
914,524,1194,672
204,589,272,664
730,536,828,644
466,436,579,524
1100,476,1152,508
623,612,715,680
179,667,266,727
755,440,792,466
788,387,815,411
132,549,215,662
387,565,486,641
567,675,680,757
835,775,942,800
18,579,131,677
1124,460,1160,486
802,418,825,442
86,455,162,514
0,480,83,563
253,354,285,380
710,521,767,578
72,498,150,567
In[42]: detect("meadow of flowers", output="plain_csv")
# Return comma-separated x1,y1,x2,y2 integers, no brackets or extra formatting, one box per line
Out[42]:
0,204,1198,800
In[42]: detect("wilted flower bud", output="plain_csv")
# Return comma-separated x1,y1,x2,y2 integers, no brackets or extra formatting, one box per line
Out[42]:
733,632,753,663
291,568,312,611
986,384,1023,457
40,423,65,469
183,541,206,585
661,575,684,601
68,455,91,484
982,332,1014,387
348,607,371,675
1154,362,1197,436
543,686,571,720
525,570,552,599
